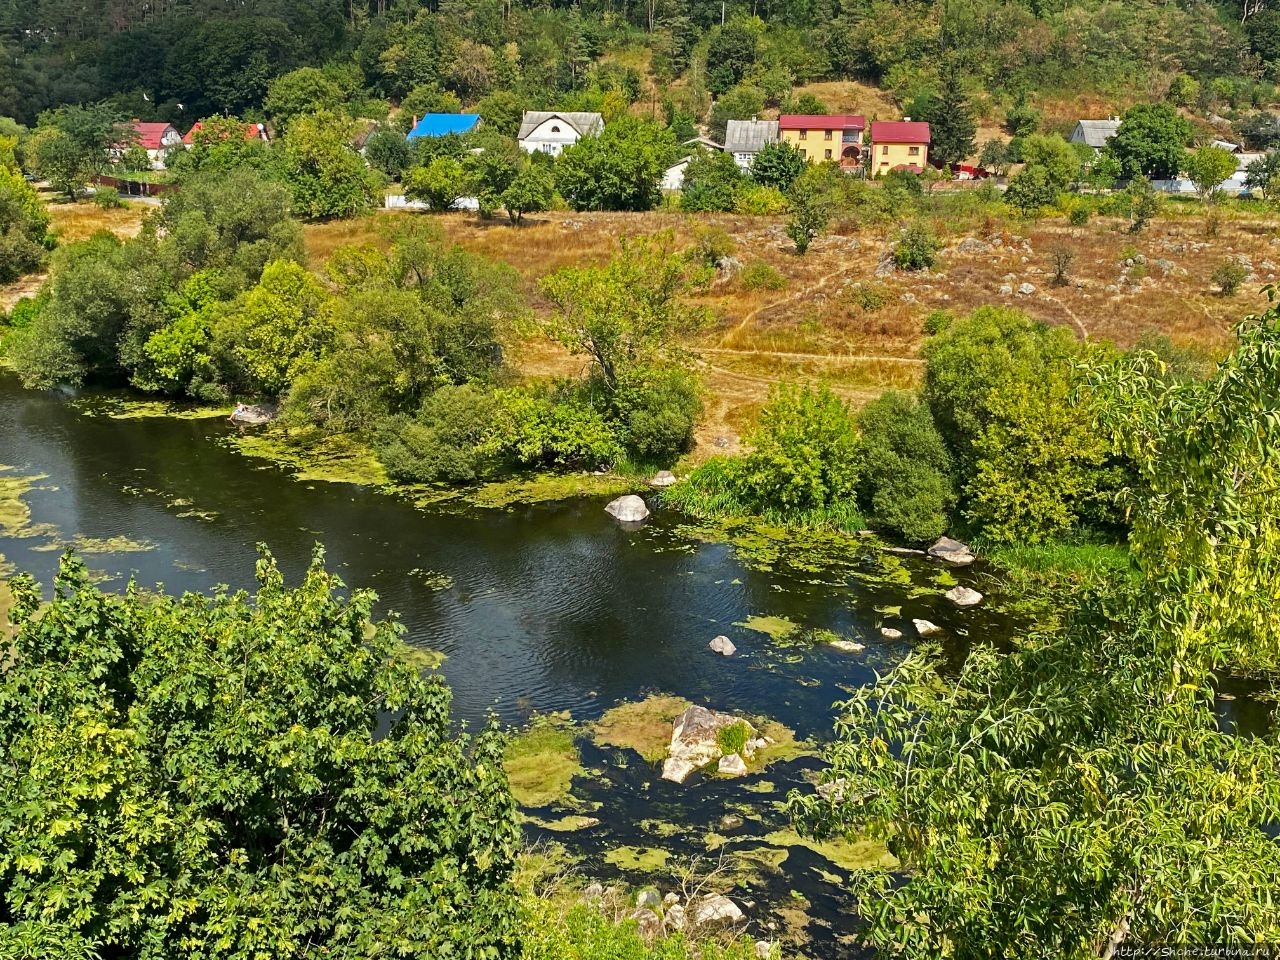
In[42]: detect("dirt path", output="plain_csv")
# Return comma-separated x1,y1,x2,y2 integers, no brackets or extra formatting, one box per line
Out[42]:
700,346,923,365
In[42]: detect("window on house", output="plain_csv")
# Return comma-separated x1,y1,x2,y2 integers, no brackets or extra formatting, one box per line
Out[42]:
882,145,889,155
799,130,807,140
909,146,920,156
824,130,833,141
551,125,561,133
824,148,832,159
800,148,807,158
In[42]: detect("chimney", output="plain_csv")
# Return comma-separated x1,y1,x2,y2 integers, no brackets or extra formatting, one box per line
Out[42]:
903,116,911,122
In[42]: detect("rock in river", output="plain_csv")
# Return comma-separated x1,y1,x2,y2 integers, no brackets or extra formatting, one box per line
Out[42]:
928,536,976,565
880,627,904,640
649,470,678,488
661,757,698,784
828,639,865,653
709,635,737,656
945,585,983,607
661,705,753,783
718,753,748,776
913,618,944,637
605,495,650,523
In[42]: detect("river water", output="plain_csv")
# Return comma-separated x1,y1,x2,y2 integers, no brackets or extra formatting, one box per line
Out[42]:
0,373,1023,954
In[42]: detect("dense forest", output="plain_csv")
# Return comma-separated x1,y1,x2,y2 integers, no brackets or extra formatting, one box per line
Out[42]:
3,0,1280,128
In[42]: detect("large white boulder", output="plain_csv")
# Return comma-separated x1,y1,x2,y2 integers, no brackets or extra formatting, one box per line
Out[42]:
709,635,737,656
660,705,753,782
605,494,650,523
690,893,745,927
661,757,698,784
928,536,976,565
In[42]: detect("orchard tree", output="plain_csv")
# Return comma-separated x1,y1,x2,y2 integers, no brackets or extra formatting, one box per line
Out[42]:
793,311,1280,956
750,140,807,192
678,148,743,212
499,164,554,223
555,117,675,211
1107,103,1192,179
1003,165,1059,216
404,156,469,211
1245,148,1280,198
785,167,832,255
0,548,520,959
1183,144,1238,201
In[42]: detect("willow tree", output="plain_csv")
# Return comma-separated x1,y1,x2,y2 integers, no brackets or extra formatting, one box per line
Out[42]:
0,548,520,960
793,307,1280,956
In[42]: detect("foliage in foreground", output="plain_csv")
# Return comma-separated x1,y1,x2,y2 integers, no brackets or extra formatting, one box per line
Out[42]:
793,310,1280,957
0,549,520,959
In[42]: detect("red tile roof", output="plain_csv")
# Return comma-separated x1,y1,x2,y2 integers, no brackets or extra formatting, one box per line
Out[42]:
126,121,179,150
871,120,931,144
778,114,866,130
181,121,270,145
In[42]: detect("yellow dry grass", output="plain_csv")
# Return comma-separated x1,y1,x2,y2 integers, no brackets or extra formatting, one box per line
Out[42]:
790,80,900,119
46,198,148,243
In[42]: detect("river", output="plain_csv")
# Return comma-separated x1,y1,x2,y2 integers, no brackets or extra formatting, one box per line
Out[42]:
1,372,1022,954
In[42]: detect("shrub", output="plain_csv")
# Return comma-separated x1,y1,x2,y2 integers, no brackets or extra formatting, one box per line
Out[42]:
1068,204,1090,226
716,721,752,757
377,384,503,484
493,385,623,469
1050,245,1074,286
613,365,701,463
893,222,939,271
850,284,889,311
856,391,955,543
923,309,954,335
1212,257,1248,295
679,149,743,213
689,225,735,268
733,184,789,215
739,262,786,290
736,382,859,514
91,187,123,209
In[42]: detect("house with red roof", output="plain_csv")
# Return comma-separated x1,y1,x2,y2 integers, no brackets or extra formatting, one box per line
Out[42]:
181,121,271,148
113,120,184,170
778,114,866,168
870,120,931,174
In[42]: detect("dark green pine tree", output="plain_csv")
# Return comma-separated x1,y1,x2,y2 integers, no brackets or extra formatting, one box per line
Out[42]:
921,72,977,169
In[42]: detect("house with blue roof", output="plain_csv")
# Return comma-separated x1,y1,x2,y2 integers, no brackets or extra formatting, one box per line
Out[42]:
406,114,481,141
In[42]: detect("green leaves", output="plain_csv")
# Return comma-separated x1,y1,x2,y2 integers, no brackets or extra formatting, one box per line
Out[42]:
0,548,520,958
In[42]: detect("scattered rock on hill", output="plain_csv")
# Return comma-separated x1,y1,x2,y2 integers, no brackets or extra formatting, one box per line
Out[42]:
605,495,650,523
998,283,1013,296
957,237,993,255
1017,282,1036,296
630,908,663,940
946,586,984,607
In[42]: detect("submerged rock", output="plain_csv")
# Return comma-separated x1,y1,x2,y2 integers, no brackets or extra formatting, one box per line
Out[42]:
828,639,865,653
945,585,984,607
649,470,678,488
913,618,944,637
709,635,737,656
718,753,748,776
605,495,650,523
879,627,904,640
928,536,976,565
229,403,276,425
690,893,745,927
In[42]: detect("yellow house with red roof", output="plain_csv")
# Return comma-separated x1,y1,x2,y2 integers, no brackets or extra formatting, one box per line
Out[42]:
869,120,931,174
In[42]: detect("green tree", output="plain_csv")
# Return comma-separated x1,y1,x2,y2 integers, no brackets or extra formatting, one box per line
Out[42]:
167,116,273,181
1004,165,1059,216
214,258,333,396
1108,103,1193,179
0,165,50,282
538,232,709,390
917,73,977,168
1183,144,1238,202
263,66,343,129
555,117,674,212
404,156,469,211
279,111,378,219
1117,175,1160,233
499,164,554,223
785,167,832,255
476,90,525,137
705,21,759,94
855,391,954,542
1245,148,1280,198
750,140,806,192
678,148,742,212
364,128,412,178
793,314,1280,957
978,139,1012,176
0,548,520,958
893,221,938,271
1019,132,1080,189
735,382,860,515
27,128,92,201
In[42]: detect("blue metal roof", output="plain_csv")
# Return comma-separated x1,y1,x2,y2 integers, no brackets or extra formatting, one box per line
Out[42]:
406,114,481,140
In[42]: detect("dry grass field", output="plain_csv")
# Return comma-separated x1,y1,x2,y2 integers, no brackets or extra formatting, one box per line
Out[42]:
8,191,1271,453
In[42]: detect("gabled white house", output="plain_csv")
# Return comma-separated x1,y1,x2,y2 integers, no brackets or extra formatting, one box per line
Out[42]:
517,111,604,156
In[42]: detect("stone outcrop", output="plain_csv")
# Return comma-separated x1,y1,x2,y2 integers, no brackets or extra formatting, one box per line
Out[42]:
605,495,650,523
629,908,663,940
945,585,983,607
660,705,754,783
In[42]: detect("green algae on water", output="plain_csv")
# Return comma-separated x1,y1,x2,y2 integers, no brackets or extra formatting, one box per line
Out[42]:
228,429,389,487
505,715,585,808
393,641,446,671
761,828,898,872
72,397,230,420
592,694,692,763
603,845,670,872
735,614,798,641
